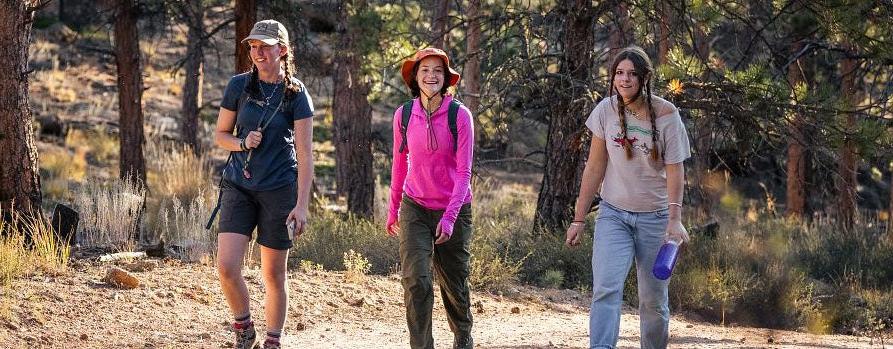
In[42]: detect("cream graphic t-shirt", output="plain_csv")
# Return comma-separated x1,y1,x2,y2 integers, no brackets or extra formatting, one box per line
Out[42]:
585,96,692,212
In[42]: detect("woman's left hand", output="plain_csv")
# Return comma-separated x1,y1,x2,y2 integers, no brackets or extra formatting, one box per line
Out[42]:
434,222,452,245
286,206,308,238
665,219,690,244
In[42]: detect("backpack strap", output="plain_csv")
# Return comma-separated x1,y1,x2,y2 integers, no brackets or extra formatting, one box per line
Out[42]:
448,99,462,153
398,100,414,154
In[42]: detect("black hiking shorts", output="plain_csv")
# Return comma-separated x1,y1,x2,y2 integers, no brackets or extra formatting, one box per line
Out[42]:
217,179,296,250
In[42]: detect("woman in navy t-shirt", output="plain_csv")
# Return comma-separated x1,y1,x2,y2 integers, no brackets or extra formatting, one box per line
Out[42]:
213,19,314,349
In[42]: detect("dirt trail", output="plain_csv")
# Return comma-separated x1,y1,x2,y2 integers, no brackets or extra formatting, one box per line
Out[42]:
0,259,882,348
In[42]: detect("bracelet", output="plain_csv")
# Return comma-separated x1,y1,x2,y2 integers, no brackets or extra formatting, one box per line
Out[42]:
239,138,247,151
668,202,683,208
570,221,584,227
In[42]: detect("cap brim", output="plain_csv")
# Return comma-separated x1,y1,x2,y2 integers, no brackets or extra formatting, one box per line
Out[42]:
241,35,279,45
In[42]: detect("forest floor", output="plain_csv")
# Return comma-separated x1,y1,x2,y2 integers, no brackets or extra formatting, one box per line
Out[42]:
0,256,883,349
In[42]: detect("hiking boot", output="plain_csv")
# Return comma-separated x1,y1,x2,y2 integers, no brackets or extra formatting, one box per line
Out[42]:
233,321,258,349
454,334,473,349
262,338,281,349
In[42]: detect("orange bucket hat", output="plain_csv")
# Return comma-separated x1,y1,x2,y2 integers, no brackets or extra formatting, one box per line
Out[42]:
401,48,461,88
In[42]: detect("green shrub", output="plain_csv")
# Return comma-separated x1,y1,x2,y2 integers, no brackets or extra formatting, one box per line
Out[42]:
292,208,397,274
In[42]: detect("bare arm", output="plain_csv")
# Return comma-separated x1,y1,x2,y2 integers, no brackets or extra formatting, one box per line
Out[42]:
664,162,689,243
214,107,242,151
566,136,607,246
288,117,314,235
573,136,608,222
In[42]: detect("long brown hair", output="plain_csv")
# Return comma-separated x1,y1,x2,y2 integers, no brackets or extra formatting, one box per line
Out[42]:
607,46,662,161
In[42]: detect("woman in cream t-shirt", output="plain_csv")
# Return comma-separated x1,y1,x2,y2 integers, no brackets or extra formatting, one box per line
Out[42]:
565,46,692,349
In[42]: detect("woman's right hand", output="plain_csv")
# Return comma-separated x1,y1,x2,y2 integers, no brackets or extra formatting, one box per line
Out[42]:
565,222,584,247
245,127,263,149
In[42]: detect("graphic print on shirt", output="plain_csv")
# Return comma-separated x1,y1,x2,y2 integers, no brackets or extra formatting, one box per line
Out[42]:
611,120,658,156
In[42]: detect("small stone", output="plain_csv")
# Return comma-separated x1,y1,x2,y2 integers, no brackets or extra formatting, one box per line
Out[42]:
295,322,306,331
511,306,521,314
768,336,775,344
198,333,210,340
102,267,140,289
686,324,694,328
80,334,88,340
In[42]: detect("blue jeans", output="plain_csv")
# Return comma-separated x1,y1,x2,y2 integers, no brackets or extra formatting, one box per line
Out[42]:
589,202,670,349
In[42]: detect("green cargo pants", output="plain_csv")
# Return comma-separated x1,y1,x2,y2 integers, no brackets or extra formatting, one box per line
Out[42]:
399,196,473,349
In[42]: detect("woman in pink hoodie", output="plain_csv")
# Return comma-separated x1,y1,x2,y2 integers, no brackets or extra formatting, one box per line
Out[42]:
386,47,474,349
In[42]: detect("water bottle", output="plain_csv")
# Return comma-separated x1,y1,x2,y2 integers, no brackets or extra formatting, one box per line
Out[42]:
652,237,682,280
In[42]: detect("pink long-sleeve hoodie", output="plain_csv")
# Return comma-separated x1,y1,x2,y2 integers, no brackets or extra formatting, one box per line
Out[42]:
387,95,474,236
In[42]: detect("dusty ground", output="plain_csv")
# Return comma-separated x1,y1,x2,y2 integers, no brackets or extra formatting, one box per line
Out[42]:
0,257,884,349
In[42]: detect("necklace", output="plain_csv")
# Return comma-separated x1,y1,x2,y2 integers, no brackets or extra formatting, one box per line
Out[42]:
259,80,281,107
627,108,649,120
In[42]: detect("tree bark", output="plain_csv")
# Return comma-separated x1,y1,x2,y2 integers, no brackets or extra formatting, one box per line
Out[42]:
0,1,42,216
656,0,671,66
533,0,596,233
234,0,256,73
837,48,859,229
432,0,450,49
114,0,146,185
180,0,205,152
690,25,714,222
332,0,374,217
462,0,482,144
785,42,807,220
607,0,632,59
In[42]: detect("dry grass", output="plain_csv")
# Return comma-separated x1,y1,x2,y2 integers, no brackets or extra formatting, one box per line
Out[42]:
143,140,216,260
73,177,145,252
0,208,69,287
155,195,215,262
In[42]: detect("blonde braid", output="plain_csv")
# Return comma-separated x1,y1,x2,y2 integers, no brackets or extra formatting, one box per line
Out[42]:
280,45,300,98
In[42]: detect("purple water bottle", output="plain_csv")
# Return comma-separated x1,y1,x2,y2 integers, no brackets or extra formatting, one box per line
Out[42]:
652,237,682,280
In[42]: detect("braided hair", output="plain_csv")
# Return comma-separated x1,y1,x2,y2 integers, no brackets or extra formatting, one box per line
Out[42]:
607,46,662,162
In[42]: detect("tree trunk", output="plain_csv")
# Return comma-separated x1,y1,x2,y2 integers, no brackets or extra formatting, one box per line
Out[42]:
533,0,595,233
462,0,482,144
234,0,256,73
837,50,859,229
114,0,146,185
0,1,42,216
332,0,374,217
656,0,671,66
432,0,450,49
690,25,714,222
607,0,632,59
785,42,806,220
180,0,205,152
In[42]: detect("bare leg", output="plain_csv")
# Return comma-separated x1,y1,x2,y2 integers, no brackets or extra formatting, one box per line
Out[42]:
260,245,289,332
217,233,252,317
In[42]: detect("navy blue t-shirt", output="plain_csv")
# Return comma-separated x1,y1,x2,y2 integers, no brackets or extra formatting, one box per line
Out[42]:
220,73,314,191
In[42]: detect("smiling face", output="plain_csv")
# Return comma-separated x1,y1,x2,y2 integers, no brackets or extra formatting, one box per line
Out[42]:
613,59,642,103
415,56,446,97
247,40,286,70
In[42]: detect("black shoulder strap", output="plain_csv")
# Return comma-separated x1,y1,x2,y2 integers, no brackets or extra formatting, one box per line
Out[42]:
398,100,413,154
448,99,462,153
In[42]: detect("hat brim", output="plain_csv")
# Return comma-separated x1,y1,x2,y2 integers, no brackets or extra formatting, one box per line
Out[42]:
401,59,461,89
241,35,279,45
